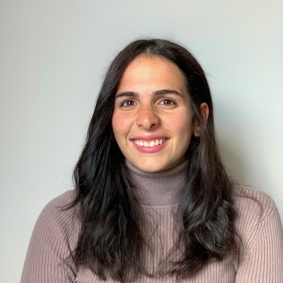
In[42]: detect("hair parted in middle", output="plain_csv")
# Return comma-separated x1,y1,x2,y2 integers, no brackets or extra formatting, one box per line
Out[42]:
70,39,237,282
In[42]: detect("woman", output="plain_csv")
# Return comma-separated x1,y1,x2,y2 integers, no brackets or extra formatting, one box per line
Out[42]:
21,39,283,282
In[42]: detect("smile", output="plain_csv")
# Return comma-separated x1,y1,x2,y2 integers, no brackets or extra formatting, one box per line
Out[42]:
134,139,166,148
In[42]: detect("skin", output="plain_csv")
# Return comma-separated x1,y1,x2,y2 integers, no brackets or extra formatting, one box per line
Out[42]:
112,55,203,172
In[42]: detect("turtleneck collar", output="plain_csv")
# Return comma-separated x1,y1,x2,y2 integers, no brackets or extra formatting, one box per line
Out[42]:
126,159,188,207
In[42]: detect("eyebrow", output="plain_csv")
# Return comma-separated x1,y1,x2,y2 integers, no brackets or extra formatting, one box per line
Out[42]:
115,89,182,98
154,89,182,96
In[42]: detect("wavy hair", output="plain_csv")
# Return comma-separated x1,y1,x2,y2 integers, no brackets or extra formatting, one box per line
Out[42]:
69,39,237,281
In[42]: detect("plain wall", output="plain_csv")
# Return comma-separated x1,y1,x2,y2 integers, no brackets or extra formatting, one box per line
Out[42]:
0,0,282,282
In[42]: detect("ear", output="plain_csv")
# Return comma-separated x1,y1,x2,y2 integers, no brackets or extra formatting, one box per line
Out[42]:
193,103,209,137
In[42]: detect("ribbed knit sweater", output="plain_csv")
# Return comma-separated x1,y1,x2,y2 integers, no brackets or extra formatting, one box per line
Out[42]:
21,161,283,282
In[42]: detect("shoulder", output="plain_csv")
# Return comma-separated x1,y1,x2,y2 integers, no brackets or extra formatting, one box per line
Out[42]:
233,186,276,220
40,190,77,214
37,190,78,222
32,190,80,249
232,186,283,254
22,192,80,282
231,186,283,279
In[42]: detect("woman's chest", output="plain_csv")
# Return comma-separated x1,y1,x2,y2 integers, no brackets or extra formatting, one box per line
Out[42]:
75,259,236,283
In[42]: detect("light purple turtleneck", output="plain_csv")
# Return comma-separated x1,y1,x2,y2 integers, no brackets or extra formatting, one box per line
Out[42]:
21,160,283,282
126,159,187,206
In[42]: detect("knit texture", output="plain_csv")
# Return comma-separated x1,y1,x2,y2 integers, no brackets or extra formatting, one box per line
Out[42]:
21,161,283,282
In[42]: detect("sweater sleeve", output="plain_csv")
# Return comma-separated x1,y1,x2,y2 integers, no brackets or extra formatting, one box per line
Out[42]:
235,200,283,282
21,191,79,283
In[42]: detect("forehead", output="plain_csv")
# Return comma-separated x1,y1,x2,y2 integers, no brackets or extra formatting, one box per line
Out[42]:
117,55,187,92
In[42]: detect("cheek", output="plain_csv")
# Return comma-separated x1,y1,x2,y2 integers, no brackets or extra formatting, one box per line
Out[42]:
170,113,193,134
112,113,129,138
172,114,194,149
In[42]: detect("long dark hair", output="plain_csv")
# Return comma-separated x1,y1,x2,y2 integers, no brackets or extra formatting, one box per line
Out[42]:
69,39,237,281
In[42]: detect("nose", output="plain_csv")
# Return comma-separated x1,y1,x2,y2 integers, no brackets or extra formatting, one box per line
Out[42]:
136,104,160,130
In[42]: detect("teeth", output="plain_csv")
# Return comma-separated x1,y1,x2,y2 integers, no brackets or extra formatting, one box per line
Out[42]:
134,139,165,147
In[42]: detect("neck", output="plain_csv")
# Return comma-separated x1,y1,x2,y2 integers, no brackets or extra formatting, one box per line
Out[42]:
126,160,188,206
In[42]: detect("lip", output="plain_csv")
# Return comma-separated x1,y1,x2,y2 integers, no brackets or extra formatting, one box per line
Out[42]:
130,135,169,153
130,135,168,141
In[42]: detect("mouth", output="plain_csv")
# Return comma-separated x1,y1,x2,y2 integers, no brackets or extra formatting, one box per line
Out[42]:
134,138,166,148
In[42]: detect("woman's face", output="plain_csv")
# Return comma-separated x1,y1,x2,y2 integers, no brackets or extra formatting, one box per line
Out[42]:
112,55,197,172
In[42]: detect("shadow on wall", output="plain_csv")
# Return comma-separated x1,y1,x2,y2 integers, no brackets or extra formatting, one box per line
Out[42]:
215,110,262,190
216,131,248,186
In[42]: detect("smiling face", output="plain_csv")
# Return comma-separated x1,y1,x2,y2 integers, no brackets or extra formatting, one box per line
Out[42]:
112,55,196,172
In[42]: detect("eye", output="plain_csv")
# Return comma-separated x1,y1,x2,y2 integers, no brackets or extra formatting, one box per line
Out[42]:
159,99,176,105
120,100,137,107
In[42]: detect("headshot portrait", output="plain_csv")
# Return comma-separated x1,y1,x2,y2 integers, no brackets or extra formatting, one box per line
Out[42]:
1,1,283,282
